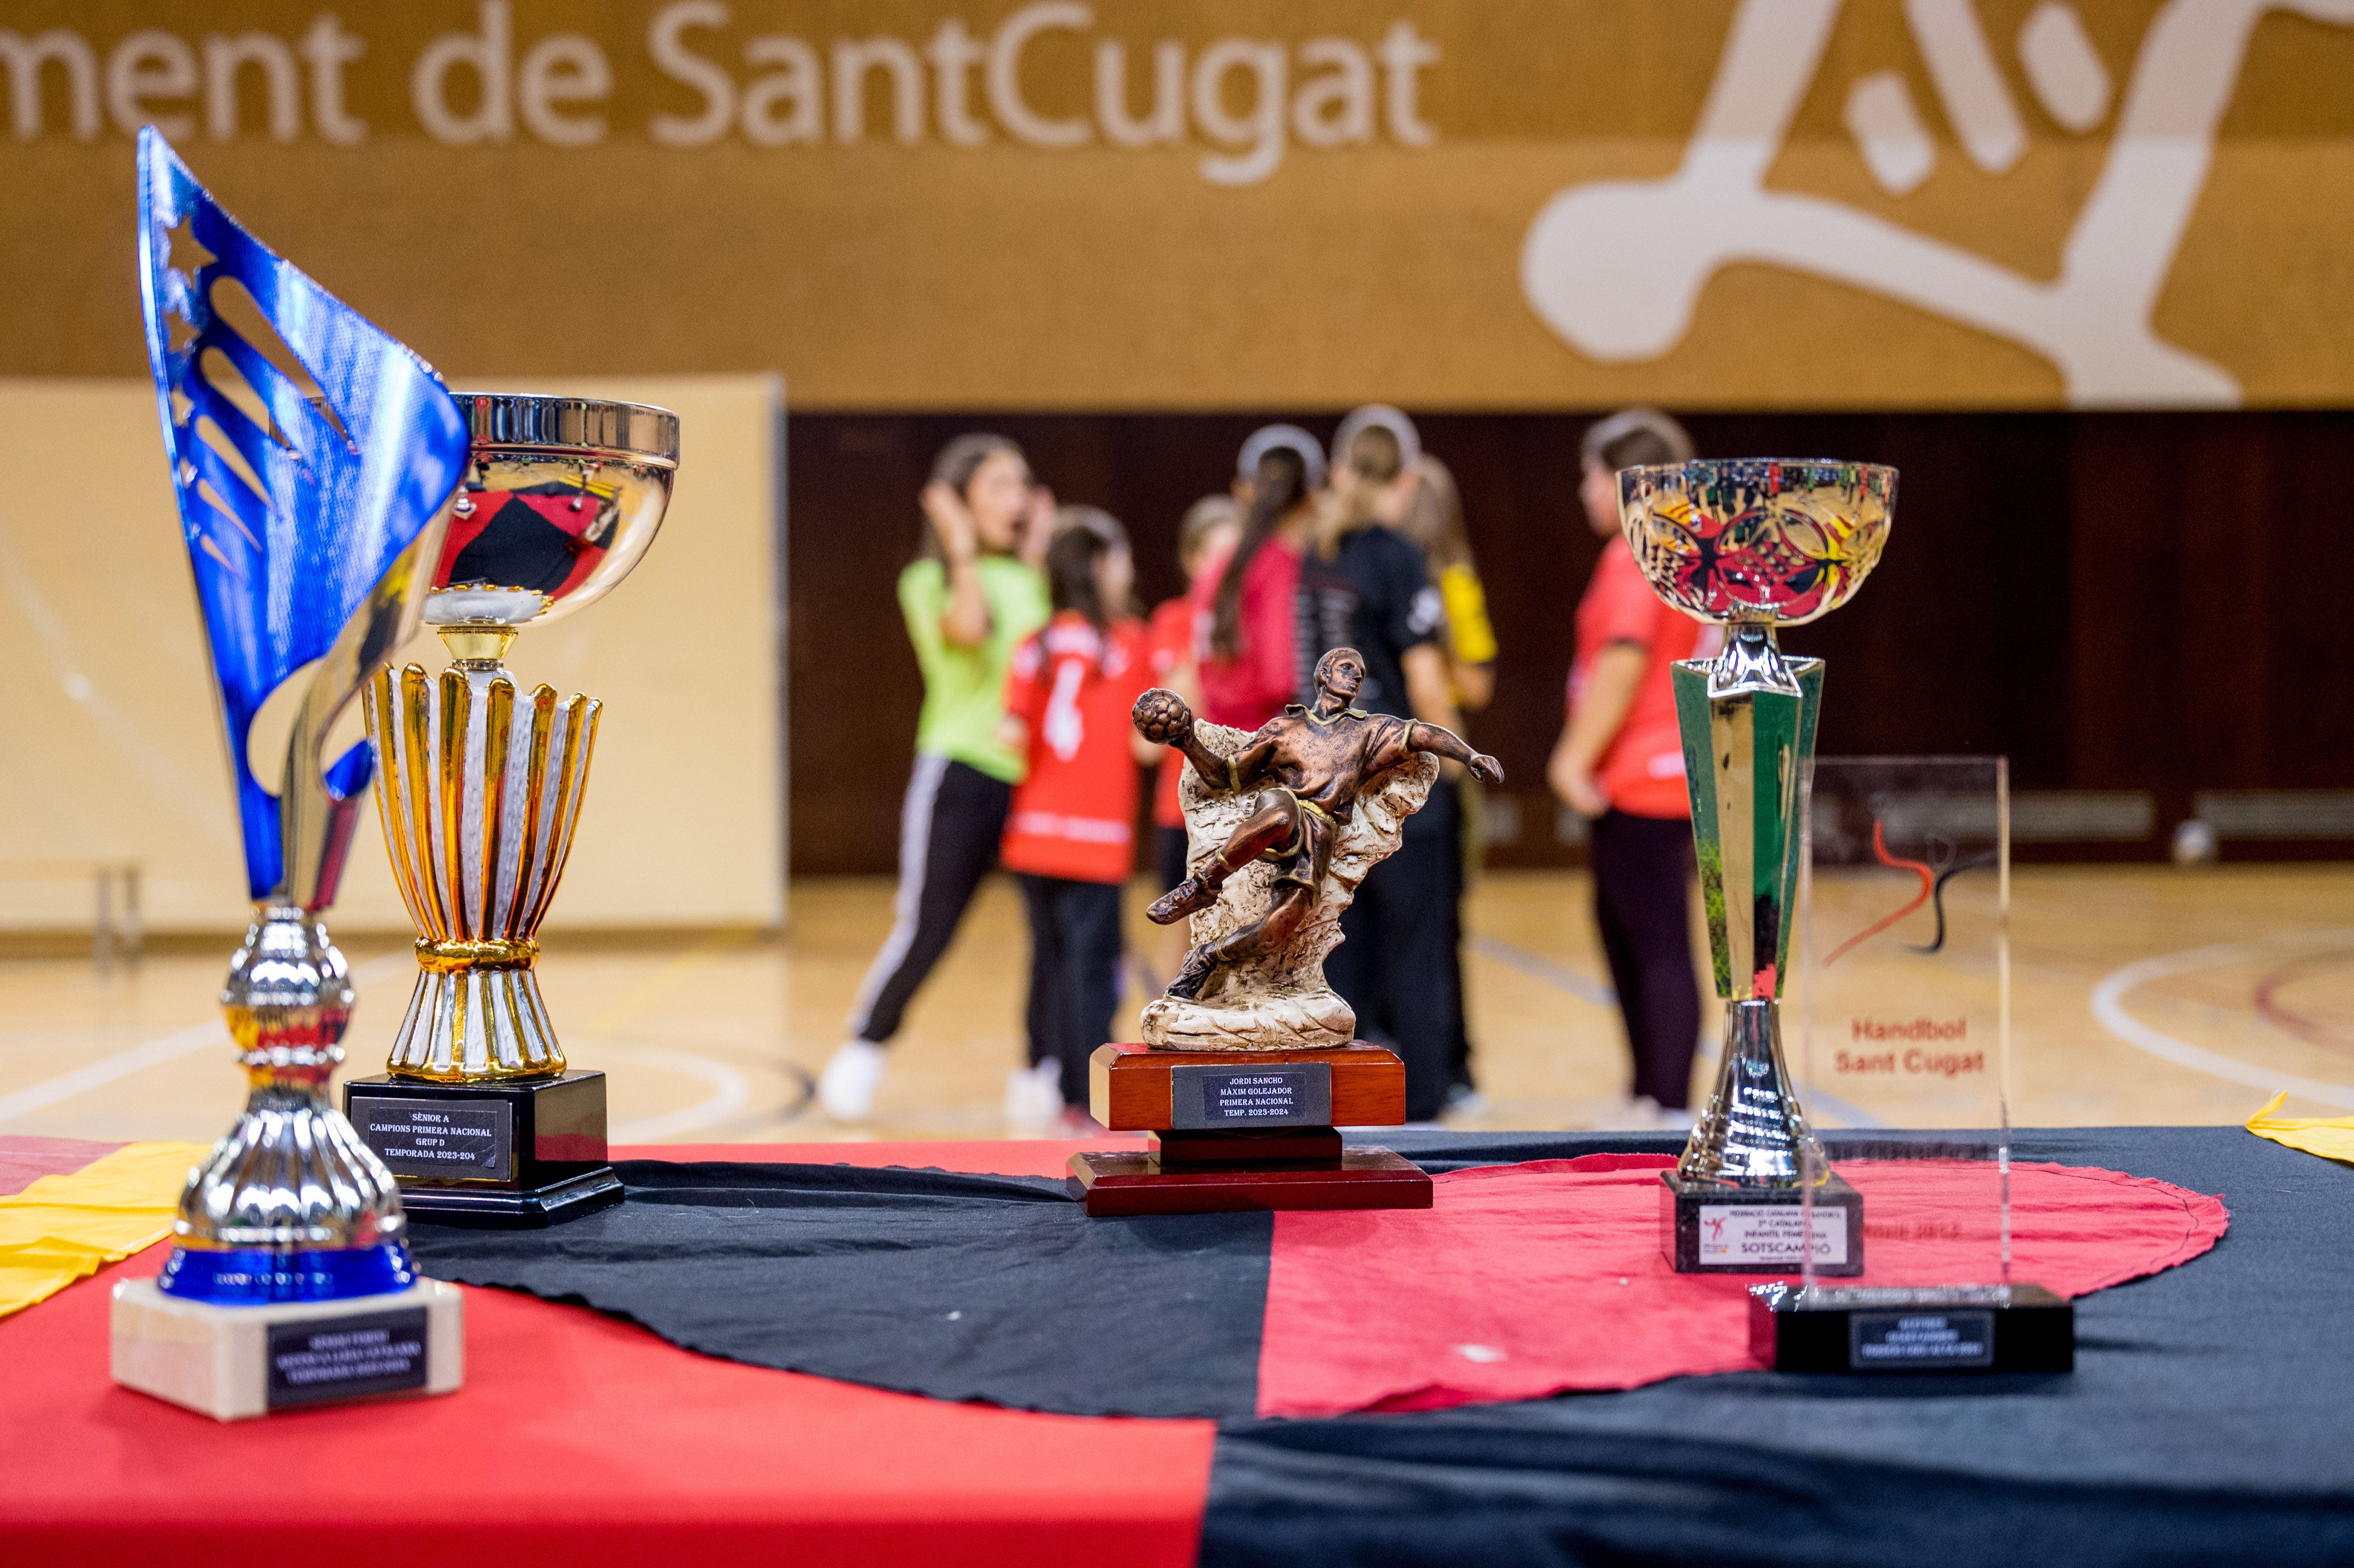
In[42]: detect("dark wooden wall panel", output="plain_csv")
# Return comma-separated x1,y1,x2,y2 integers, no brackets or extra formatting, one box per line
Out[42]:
788,411,2350,874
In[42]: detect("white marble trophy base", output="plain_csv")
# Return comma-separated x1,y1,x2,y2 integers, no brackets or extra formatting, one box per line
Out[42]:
111,1277,463,1421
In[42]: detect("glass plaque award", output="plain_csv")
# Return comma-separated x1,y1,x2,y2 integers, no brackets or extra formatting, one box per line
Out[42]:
1750,756,2074,1373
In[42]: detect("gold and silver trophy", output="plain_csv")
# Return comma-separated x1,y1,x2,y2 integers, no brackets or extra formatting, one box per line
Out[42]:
344,394,679,1226
1617,459,1895,1275
113,129,464,1417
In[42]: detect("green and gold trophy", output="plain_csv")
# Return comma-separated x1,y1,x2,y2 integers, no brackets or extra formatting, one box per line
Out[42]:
1617,459,1894,1275
344,394,679,1226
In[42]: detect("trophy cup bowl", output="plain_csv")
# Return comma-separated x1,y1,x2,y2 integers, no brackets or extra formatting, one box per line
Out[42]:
348,393,679,1226
1618,458,1893,628
1619,459,1897,1275
422,394,681,631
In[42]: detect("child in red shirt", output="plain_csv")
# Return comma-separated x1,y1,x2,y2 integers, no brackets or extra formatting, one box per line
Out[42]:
1001,512,1156,1123
1147,497,1243,886
1549,409,1716,1130
1145,496,1243,989
1194,425,1324,731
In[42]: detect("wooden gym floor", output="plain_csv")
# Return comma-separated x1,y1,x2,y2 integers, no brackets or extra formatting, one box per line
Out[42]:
2,867,2350,1148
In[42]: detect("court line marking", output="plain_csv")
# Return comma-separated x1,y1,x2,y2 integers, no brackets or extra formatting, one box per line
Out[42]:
606,1044,753,1142
0,952,412,1128
1468,932,1885,1129
570,927,761,1036
566,926,769,1142
0,1019,228,1128
2252,949,2354,1056
1467,932,1615,1008
2090,930,2354,1110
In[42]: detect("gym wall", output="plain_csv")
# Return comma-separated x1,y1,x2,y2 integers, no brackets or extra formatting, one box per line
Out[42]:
0,374,785,935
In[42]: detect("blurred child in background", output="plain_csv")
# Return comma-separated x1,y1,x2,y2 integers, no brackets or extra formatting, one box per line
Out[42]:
1311,408,1462,1122
999,509,1159,1130
1145,495,1241,985
1549,408,1711,1131
823,434,1051,1123
1386,445,1499,1113
1396,454,1497,714
1194,426,1325,732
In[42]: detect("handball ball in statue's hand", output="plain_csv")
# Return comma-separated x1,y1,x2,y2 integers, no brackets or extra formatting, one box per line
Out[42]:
1133,688,1193,743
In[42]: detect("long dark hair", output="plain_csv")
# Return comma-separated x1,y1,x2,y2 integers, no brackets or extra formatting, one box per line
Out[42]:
916,432,1025,563
1210,445,1309,659
1045,507,1124,634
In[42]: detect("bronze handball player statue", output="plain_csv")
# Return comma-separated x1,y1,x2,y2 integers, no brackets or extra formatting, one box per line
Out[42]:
1135,647,1501,1004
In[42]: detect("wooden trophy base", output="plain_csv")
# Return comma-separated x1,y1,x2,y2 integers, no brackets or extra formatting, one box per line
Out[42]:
1749,1283,2074,1373
1068,1043,1433,1218
1660,1169,1866,1276
345,1071,624,1228
111,1277,464,1420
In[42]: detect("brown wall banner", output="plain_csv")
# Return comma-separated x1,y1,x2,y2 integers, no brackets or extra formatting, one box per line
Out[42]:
0,1,2349,408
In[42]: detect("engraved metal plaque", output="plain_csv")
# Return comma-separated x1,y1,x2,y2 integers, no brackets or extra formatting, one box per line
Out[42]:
267,1308,429,1408
351,1096,513,1181
1849,1309,1996,1370
1169,1063,1332,1129
1697,1203,1851,1268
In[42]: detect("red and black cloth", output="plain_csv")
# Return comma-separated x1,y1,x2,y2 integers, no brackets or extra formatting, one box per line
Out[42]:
406,1136,2227,1421
11,1128,2354,1567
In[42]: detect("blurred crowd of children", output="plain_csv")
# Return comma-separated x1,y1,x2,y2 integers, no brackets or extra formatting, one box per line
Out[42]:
819,406,1708,1135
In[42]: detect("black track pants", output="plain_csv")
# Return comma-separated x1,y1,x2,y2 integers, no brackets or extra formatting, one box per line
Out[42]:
1589,807,1701,1110
1326,780,1462,1122
1017,875,1126,1107
847,755,1012,1045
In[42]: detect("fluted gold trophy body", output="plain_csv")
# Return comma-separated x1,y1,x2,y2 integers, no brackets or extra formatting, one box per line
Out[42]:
1617,459,1894,1276
366,633,598,1080
345,394,679,1226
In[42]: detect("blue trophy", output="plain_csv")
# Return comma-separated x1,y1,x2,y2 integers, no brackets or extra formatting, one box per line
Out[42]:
110,129,466,1418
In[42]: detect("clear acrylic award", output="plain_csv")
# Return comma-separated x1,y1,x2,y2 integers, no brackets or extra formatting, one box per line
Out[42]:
1754,755,2073,1373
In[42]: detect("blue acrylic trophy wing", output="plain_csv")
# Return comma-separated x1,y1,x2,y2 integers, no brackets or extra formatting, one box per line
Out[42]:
136,128,467,908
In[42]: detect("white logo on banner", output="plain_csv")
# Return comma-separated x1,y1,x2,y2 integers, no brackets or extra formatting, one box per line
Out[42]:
1519,0,2354,407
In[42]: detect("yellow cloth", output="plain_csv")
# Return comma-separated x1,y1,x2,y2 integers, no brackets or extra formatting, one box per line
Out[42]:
2245,1092,2354,1166
1439,564,1498,667
0,1141,204,1319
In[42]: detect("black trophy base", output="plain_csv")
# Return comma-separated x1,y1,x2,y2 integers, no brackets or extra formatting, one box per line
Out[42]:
1661,1169,1865,1276
344,1070,624,1230
1749,1282,2075,1373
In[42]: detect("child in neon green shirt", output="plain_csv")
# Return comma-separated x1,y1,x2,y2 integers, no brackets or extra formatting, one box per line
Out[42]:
822,435,1051,1122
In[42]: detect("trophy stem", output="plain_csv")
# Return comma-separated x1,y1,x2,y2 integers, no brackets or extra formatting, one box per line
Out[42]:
1681,999,1821,1185
438,623,519,666
1671,621,1826,1188
158,906,413,1303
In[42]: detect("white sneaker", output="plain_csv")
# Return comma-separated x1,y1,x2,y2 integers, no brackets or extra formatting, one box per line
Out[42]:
1003,1061,1063,1133
1590,1094,1665,1132
818,1040,888,1122
1442,1082,1489,1120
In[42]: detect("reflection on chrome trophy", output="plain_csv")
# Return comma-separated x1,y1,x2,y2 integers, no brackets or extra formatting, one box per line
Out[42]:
111,129,463,1418
1617,458,1895,1275
344,394,679,1226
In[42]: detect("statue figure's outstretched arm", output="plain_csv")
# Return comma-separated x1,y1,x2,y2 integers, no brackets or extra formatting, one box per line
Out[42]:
1134,688,1259,793
1406,718,1505,786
